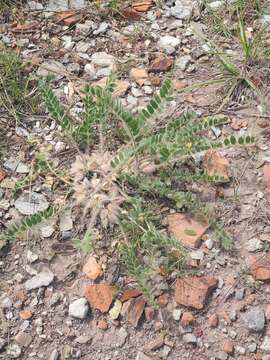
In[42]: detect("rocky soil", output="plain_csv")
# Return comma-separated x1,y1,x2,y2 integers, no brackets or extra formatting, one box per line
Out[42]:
1,0,270,359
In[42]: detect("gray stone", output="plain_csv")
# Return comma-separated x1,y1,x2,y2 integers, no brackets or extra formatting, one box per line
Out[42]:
183,333,197,344
15,127,30,138
246,238,263,252
6,343,21,358
244,307,265,332
91,52,115,67
25,268,54,291
96,67,112,78
16,162,29,174
4,158,20,172
70,0,85,7
61,230,72,240
136,352,151,360
75,335,91,344
170,0,193,20
93,22,109,35
15,331,32,347
261,337,270,353
37,60,66,80
158,35,180,50
175,55,192,71
47,0,68,10
69,298,89,319
15,191,49,215
49,350,60,360
28,1,44,10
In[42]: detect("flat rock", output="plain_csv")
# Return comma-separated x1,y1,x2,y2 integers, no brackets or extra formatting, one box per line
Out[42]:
25,268,54,291
121,295,146,327
158,35,180,49
84,284,115,313
69,298,89,319
102,327,128,348
15,191,49,215
249,255,270,280
168,213,209,248
91,52,115,67
15,332,32,347
244,307,265,332
175,276,218,309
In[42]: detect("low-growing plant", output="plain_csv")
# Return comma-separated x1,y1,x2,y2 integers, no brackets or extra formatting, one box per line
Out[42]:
202,0,266,37
192,15,270,109
0,48,39,122
38,78,255,302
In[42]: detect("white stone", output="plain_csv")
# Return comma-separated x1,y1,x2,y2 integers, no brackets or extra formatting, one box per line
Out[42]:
91,52,115,67
69,298,89,319
84,63,96,78
15,191,49,215
25,268,54,290
158,36,180,49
